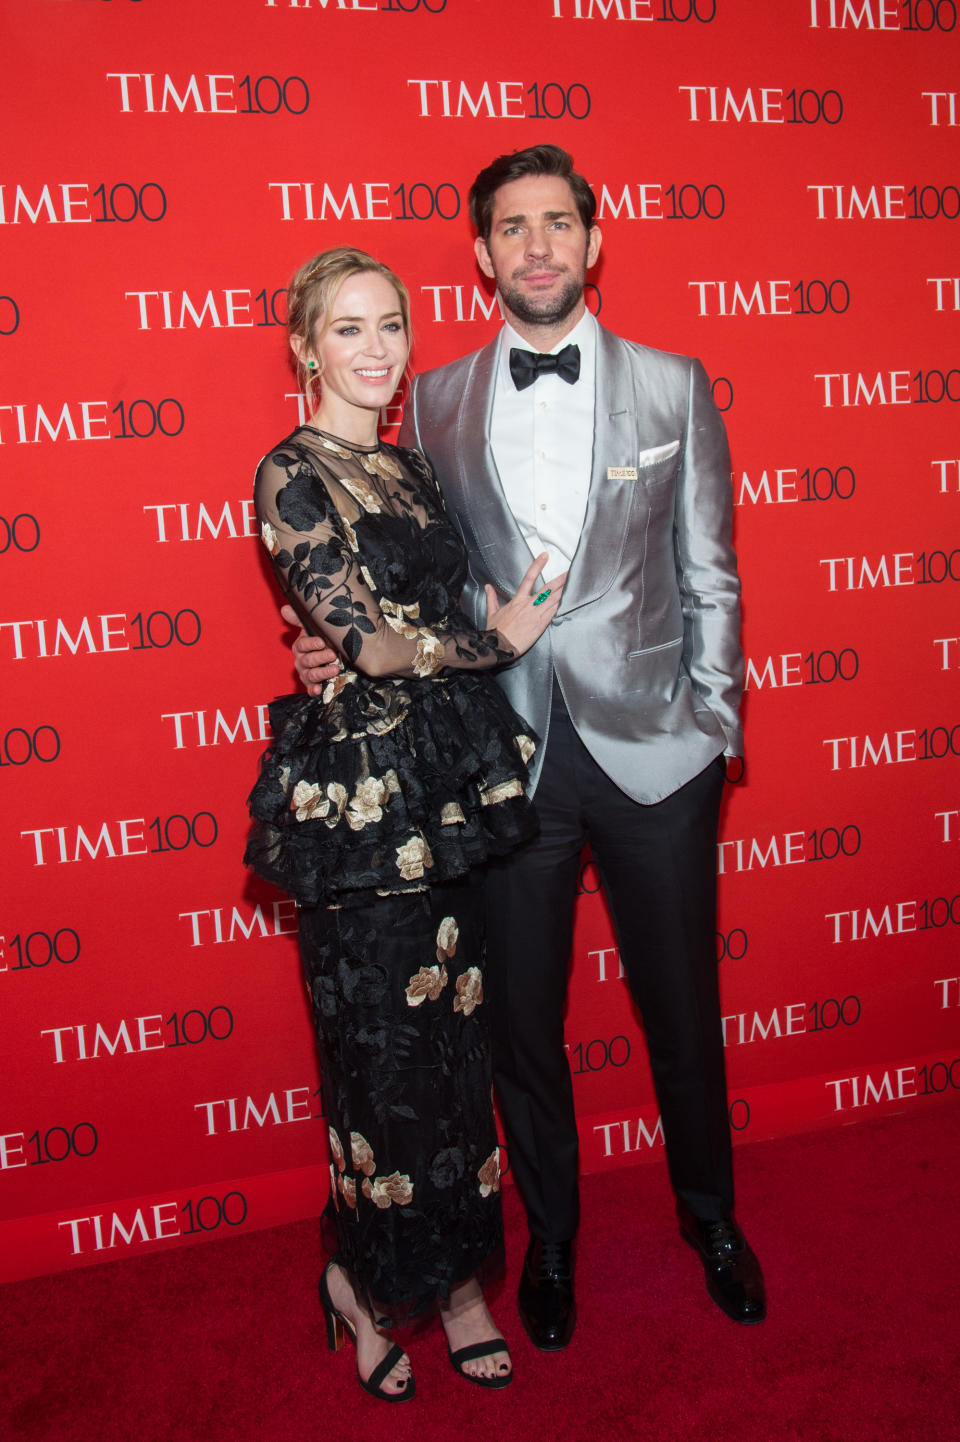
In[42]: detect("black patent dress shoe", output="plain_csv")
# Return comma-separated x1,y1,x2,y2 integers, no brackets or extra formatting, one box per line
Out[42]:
517,1238,576,1350
677,1204,766,1324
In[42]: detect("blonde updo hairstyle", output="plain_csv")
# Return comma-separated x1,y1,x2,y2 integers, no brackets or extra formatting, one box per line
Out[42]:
286,246,411,409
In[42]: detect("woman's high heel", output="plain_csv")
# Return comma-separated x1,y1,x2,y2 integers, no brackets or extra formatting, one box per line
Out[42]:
318,1263,415,1403
321,1283,346,1352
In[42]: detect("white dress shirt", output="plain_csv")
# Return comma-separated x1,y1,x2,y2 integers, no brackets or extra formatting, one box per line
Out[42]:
490,309,597,578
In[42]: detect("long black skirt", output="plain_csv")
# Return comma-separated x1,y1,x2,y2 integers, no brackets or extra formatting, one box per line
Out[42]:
298,871,504,1327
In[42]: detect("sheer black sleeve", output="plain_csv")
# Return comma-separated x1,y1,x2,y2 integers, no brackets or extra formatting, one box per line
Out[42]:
254,438,515,680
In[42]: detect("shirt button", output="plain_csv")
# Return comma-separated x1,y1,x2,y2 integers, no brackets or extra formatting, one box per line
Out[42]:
540,503,547,511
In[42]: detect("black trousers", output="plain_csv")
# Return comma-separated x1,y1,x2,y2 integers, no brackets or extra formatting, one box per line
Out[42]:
484,686,734,1242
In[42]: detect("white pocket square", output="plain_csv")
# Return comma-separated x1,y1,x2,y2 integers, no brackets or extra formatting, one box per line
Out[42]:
636,440,680,467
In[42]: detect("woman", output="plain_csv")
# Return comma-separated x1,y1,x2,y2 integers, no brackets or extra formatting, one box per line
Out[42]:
245,247,563,1400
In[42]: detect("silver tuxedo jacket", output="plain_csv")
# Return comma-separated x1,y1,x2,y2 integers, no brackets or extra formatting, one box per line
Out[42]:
398,323,744,804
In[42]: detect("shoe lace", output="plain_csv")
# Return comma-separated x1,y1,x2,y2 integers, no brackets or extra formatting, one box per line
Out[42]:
702,1219,742,1258
535,1242,572,1280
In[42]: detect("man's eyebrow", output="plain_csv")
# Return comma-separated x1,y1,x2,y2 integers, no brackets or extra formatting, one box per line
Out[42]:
495,209,574,226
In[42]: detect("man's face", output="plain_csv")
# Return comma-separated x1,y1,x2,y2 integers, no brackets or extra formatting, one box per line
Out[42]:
475,174,602,332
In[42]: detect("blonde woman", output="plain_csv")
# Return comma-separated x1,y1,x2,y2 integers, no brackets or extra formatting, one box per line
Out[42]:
246,248,563,1400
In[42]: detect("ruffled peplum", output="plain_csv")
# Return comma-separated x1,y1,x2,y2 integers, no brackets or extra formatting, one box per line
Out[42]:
245,668,538,907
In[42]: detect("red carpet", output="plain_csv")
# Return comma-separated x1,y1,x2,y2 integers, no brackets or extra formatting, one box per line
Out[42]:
3,1107,958,1442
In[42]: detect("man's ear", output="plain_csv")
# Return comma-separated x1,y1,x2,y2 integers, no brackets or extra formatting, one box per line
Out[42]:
586,225,602,270
474,235,496,280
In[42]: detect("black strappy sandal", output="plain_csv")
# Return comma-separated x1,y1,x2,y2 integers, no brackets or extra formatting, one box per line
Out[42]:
446,1338,513,1390
319,1264,415,1402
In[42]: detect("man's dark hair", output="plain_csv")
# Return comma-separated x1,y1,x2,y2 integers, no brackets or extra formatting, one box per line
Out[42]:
469,144,596,241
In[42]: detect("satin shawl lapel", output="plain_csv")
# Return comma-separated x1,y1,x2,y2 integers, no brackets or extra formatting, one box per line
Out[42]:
559,325,639,614
450,337,539,595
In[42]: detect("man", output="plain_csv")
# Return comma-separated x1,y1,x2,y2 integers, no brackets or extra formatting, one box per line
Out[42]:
291,143,765,1347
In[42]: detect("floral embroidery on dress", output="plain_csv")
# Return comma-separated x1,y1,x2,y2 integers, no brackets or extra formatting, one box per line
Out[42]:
360,448,403,482
325,782,349,822
478,1148,501,1197
291,780,327,822
322,669,357,703
412,634,445,678
291,779,350,825
480,778,524,807
436,916,459,962
380,597,422,639
454,967,483,1016
405,964,448,1006
396,835,434,881
338,475,382,514
515,734,536,765
429,1148,466,1189
260,520,280,555
319,436,355,461
350,1132,376,1176
329,1127,346,1172
362,1172,414,1209
344,775,390,831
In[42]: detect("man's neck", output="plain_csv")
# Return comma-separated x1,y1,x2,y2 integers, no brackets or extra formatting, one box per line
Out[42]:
503,298,587,353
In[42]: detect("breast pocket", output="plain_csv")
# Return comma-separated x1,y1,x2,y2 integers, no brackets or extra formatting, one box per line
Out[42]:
635,439,680,470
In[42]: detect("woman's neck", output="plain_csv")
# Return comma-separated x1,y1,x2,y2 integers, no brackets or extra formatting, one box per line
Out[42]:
308,402,378,448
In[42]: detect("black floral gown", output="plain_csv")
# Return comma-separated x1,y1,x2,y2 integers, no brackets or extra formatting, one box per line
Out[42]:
245,426,537,1323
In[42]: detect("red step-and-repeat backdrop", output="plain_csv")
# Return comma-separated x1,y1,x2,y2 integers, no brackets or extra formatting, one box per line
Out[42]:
2,0,958,1283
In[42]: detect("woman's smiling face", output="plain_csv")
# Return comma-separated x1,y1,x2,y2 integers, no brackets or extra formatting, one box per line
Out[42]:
306,271,409,432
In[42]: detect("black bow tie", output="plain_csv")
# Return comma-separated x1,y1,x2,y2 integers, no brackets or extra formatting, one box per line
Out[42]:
509,343,581,391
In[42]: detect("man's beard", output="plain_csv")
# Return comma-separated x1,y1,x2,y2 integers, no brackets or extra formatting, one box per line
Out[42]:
497,268,585,329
